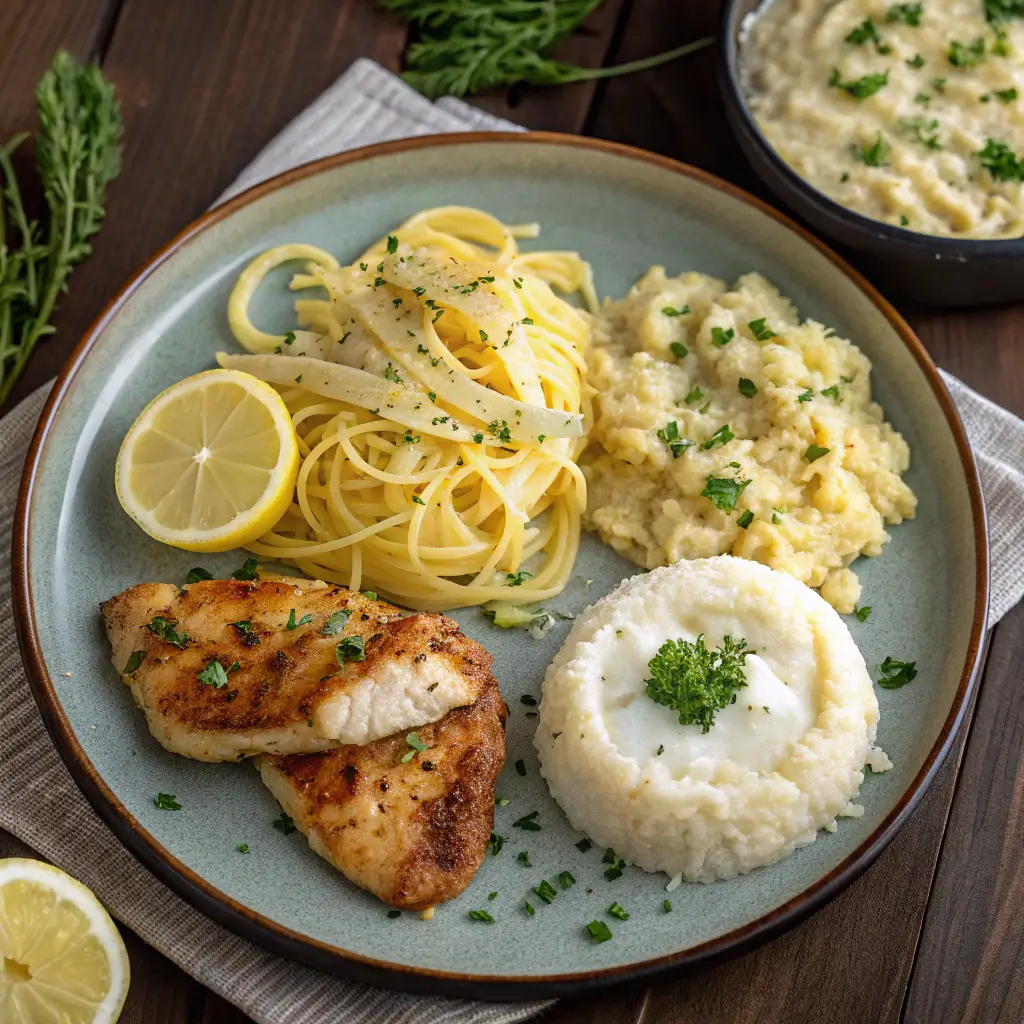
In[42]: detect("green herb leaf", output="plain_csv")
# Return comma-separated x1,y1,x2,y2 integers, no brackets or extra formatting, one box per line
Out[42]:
231,620,258,646
586,920,613,943
272,812,296,834
854,132,892,166
603,855,626,881
657,420,695,459
576,838,592,852
948,37,986,67
701,424,734,450
505,569,533,587
534,879,558,904
906,53,926,67
737,509,754,529
468,909,495,923
845,19,887,51
669,341,689,359
684,386,704,405
887,2,922,24
387,234,398,253
517,850,532,867
146,616,189,649
515,758,526,776
387,910,401,919
663,899,673,913
514,810,541,831
748,318,776,341
525,901,535,916
711,326,735,347
155,793,180,811
738,378,757,398
400,731,430,763
996,87,1019,101
122,650,145,674
185,567,213,584
898,116,941,149
321,609,351,635
805,444,831,462
232,557,259,581
855,605,872,621
557,871,576,889
336,635,367,663
489,832,505,855
608,902,630,920
197,660,229,689
237,844,249,853
285,608,314,630
797,388,814,403
663,305,690,317
828,68,889,98
978,137,1024,180
877,656,918,688
701,476,751,512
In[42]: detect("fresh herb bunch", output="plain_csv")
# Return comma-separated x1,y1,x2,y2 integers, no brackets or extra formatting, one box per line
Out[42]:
644,633,752,733
984,0,1024,25
378,0,713,99
0,52,122,406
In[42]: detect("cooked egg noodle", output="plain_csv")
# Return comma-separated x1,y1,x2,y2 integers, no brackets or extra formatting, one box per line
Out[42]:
224,206,592,610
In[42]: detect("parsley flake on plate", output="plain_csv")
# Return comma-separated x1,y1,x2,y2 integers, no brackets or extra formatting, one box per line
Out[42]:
906,53,926,68
237,844,249,854
854,132,891,166
387,234,398,253
231,556,259,581
525,901,535,917
272,812,296,834
657,420,695,459
701,476,751,512
948,37,986,67
887,2,922,25
855,605,872,621
534,880,558,904
737,509,754,529
505,569,533,587
468,909,495,923
710,326,734,347
684,386,704,405
586,920,613,943
797,388,814,403
489,833,505,855
514,810,541,831
644,633,752,733
702,424,734,450
336,635,367,664
603,855,626,881
401,732,430,763
877,656,917,688
738,377,757,398
558,871,576,890
576,838,592,852
517,850,532,867
828,69,889,99
608,902,630,920
805,444,831,462
320,609,351,635
197,660,229,689
285,608,314,630
185,566,213,584
155,793,181,811
663,899,673,913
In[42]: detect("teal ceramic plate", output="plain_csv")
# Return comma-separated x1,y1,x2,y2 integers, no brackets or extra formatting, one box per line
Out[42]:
13,135,988,999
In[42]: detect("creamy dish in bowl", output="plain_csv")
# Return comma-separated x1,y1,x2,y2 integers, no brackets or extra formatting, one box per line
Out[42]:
743,0,1024,238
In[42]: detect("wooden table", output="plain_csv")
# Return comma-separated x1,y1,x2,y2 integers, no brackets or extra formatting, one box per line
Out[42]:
2,2,1022,1021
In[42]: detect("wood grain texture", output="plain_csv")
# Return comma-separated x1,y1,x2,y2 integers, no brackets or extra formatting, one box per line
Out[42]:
904,603,1024,1024
3,0,408,411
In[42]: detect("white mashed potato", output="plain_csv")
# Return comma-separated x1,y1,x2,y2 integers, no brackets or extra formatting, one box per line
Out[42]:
535,556,885,882
744,0,1024,238
581,268,916,614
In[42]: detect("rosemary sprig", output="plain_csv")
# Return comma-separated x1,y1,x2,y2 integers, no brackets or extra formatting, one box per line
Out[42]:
0,51,122,406
379,0,714,99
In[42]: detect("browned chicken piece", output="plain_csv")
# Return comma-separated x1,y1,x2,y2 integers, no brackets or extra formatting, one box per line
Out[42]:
100,577,494,762
256,672,507,909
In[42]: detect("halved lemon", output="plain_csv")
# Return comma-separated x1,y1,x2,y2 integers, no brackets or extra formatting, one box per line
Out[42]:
115,369,299,552
0,858,130,1023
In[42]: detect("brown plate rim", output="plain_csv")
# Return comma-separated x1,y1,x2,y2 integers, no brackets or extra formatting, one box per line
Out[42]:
12,131,990,1001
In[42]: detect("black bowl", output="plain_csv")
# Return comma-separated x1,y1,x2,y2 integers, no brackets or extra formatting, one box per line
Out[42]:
717,0,1024,308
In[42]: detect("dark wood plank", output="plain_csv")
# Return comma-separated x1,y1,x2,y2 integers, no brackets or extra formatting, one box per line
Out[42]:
470,0,628,132
903,603,1024,1024
4,0,407,411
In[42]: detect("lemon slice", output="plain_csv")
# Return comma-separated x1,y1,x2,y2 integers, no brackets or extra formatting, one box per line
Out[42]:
115,369,299,552
0,858,130,1024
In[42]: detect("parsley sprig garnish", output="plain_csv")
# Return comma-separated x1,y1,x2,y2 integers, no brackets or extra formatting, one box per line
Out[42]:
644,634,752,733
877,656,917,688
378,0,713,99
828,68,889,98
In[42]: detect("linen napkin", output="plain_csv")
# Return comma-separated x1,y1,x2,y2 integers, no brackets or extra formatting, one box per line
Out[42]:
1,56,1022,1024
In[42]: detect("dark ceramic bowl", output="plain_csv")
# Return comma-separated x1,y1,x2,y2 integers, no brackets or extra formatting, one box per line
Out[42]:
717,0,1024,308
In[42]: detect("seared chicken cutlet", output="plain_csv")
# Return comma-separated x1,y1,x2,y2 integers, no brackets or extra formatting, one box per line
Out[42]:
257,673,507,909
101,577,494,762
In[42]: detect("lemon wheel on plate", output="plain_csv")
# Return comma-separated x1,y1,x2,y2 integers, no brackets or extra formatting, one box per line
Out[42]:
0,858,130,1024
115,368,299,552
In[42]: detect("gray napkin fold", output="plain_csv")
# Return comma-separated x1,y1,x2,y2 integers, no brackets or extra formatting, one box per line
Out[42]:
1,56,1022,1024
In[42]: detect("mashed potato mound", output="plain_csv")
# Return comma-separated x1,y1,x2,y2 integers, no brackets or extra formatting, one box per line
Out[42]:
581,269,917,614
535,556,882,882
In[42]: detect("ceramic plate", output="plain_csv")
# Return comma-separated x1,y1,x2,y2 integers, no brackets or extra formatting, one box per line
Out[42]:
13,134,988,999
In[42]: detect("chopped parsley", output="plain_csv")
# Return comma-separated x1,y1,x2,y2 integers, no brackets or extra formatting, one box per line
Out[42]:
670,341,689,359
996,87,1019,102
489,833,505,855
403,433,420,444
146,616,189,649
515,758,526,776
496,796,510,806
855,605,873,621
362,590,378,600
122,650,145,674
737,509,754,529
657,420,695,459
586,920,613,943
821,384,843,401
472,432,484,444
488,418,512,443
854,132,892,166
576,838,592,852
237,844,249,853
662,305,690,317
336,635,367,663
197,660,229,689
514,810,541,831
387,910,401,919
282,331,296,346
684,386,704,405
978,138,1024,180
413,286,426,296
231,620,258,645
748,318,776,341
285,608,314,630
272,812,296,835
738,377,757,398
431,415,449,425
948,37,986,67
401,732,430,763
845,18,890,53
603,855,626,881
185,567,213,584
517,850,532,867
155,793,181,811
359,262,367,271
701,424,735,450
232,556,259,581
383,363,403,383
468,909,495,923
525,902,535,916
644,633,752,733
608,902,630,920
558,871,576,890
877,656,918,688
480,329,489,342
520,694,538,706
505,569,533,586
828,68,889,99
932,76,947,91
898,116,941,149
906,53,926,68
534,880,558,904
797,388,814,403
513,277,523,288
887,2,922,25
772,507,785,524
320,609,351,635
710,326,734,347
411,495,426,505
805,444,831,462
657,743,665,755
387,234,398,253
537,434,546,444
701,476,751,512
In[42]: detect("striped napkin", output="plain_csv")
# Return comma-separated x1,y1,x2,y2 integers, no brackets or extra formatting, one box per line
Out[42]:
1,57,1022,1024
